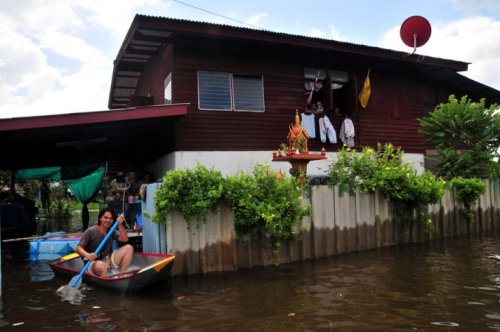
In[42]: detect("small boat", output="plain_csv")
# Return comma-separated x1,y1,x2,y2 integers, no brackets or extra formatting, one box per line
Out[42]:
48,252,175,292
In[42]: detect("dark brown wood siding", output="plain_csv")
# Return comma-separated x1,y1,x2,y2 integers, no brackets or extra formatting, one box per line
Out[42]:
134,38,451,154
356,71,422,152
172,39,306,151
135,44,174,104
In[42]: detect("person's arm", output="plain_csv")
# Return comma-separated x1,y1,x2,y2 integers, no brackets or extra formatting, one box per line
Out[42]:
76,230,96,260
116,214,129,242
76,244,97,261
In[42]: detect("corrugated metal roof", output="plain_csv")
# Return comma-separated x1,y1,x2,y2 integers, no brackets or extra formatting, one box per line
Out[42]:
108,15,499,109
130,14,468,67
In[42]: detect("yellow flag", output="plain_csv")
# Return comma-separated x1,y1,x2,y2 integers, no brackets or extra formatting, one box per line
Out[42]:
358,69,371,108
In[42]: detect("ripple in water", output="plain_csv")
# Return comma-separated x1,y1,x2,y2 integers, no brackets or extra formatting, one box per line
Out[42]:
467,302,486,306
24,306,47,311
56,285,86,305
431,322,460,327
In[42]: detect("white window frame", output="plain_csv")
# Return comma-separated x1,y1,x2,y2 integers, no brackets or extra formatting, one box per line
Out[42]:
164,73,172,104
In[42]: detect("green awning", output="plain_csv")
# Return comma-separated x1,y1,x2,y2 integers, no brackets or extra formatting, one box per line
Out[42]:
15,163,106,230
16,167,62,181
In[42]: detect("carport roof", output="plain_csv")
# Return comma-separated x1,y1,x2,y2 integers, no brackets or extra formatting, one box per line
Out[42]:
0,103,188,171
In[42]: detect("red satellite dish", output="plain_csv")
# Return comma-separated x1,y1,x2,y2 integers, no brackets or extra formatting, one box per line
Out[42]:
400,15,432,54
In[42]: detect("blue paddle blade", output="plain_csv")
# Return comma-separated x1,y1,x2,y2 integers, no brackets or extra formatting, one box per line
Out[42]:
58,275,83,302
70,275,82,289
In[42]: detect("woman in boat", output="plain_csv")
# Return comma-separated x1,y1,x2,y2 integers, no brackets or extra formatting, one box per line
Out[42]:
76,208,134,277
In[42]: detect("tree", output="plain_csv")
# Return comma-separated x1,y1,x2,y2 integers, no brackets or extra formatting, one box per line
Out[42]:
0,170,9,188
419,95,500,179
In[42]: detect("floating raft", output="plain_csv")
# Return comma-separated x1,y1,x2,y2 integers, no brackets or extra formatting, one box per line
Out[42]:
29,233,81,261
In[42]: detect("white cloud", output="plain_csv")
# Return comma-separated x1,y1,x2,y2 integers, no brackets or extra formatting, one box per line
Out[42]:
0,0,84,37
451,0,500,12
309,28,326,38
74,0,165,36
308,25,344,41
39,32,108,65
0,23,47,88
379,16,500,91
0,62,110,119
0,0,160,118
328,24,344,41
246,12,268,27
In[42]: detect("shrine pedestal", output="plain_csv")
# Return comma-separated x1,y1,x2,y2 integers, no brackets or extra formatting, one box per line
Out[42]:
272,152,326,186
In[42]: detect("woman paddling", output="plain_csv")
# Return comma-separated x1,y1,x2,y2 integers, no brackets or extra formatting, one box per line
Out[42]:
76,208,134,277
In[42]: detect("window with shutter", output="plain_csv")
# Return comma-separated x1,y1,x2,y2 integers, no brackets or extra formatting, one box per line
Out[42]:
198,71,264,112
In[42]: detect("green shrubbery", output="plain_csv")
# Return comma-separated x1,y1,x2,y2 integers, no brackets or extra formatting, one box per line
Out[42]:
153,142,489,248
328,143,446,231
224,164,308,253
153,163,224,223
419,95,500,179
418,95,497,222
153,163,309,253
327,142,489,228
450,177,486,223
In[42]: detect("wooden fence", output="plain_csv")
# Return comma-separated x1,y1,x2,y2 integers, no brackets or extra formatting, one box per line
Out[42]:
142,180,500,276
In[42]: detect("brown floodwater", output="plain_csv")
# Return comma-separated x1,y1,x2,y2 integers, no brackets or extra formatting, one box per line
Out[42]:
2,234,500,331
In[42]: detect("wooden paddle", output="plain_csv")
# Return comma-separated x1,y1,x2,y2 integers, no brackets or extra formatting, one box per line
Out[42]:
60,214,124,298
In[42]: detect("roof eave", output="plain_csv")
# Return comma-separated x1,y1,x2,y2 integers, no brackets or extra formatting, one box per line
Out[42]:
0,103,189,132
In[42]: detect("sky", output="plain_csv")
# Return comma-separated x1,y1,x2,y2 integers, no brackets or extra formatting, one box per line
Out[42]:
1,0,499,119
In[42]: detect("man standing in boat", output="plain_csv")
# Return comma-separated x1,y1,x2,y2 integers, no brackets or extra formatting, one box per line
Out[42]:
76,208,134,277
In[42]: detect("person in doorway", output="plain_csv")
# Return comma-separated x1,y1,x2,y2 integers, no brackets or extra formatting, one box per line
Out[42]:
76,208,134,277
137,172,153,201
315,101,324,115
136,172,152,188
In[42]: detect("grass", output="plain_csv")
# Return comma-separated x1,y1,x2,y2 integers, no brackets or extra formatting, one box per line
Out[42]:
66,201,101,210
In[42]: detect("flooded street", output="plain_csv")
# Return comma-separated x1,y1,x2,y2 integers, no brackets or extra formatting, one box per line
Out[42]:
2,235,500,331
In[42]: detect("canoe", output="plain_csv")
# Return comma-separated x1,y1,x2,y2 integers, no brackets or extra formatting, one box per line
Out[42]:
48,252,175,292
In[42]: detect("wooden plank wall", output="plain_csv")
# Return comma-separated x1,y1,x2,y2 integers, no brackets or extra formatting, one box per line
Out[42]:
133,38,455,154
172,40,305,152
140,180,500,276
134,44,174,103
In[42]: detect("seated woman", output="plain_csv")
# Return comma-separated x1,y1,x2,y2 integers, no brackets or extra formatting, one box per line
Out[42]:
76,208,134,276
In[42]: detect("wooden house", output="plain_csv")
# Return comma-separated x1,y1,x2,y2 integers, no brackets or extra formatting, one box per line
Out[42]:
108,14,500,176
1,14,499,178
1,14,499,236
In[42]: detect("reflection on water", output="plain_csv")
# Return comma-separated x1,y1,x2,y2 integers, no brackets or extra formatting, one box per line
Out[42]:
30,261,54,282
2,235,500,331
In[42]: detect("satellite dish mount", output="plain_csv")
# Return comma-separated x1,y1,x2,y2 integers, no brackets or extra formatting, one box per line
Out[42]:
400,15,432,56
